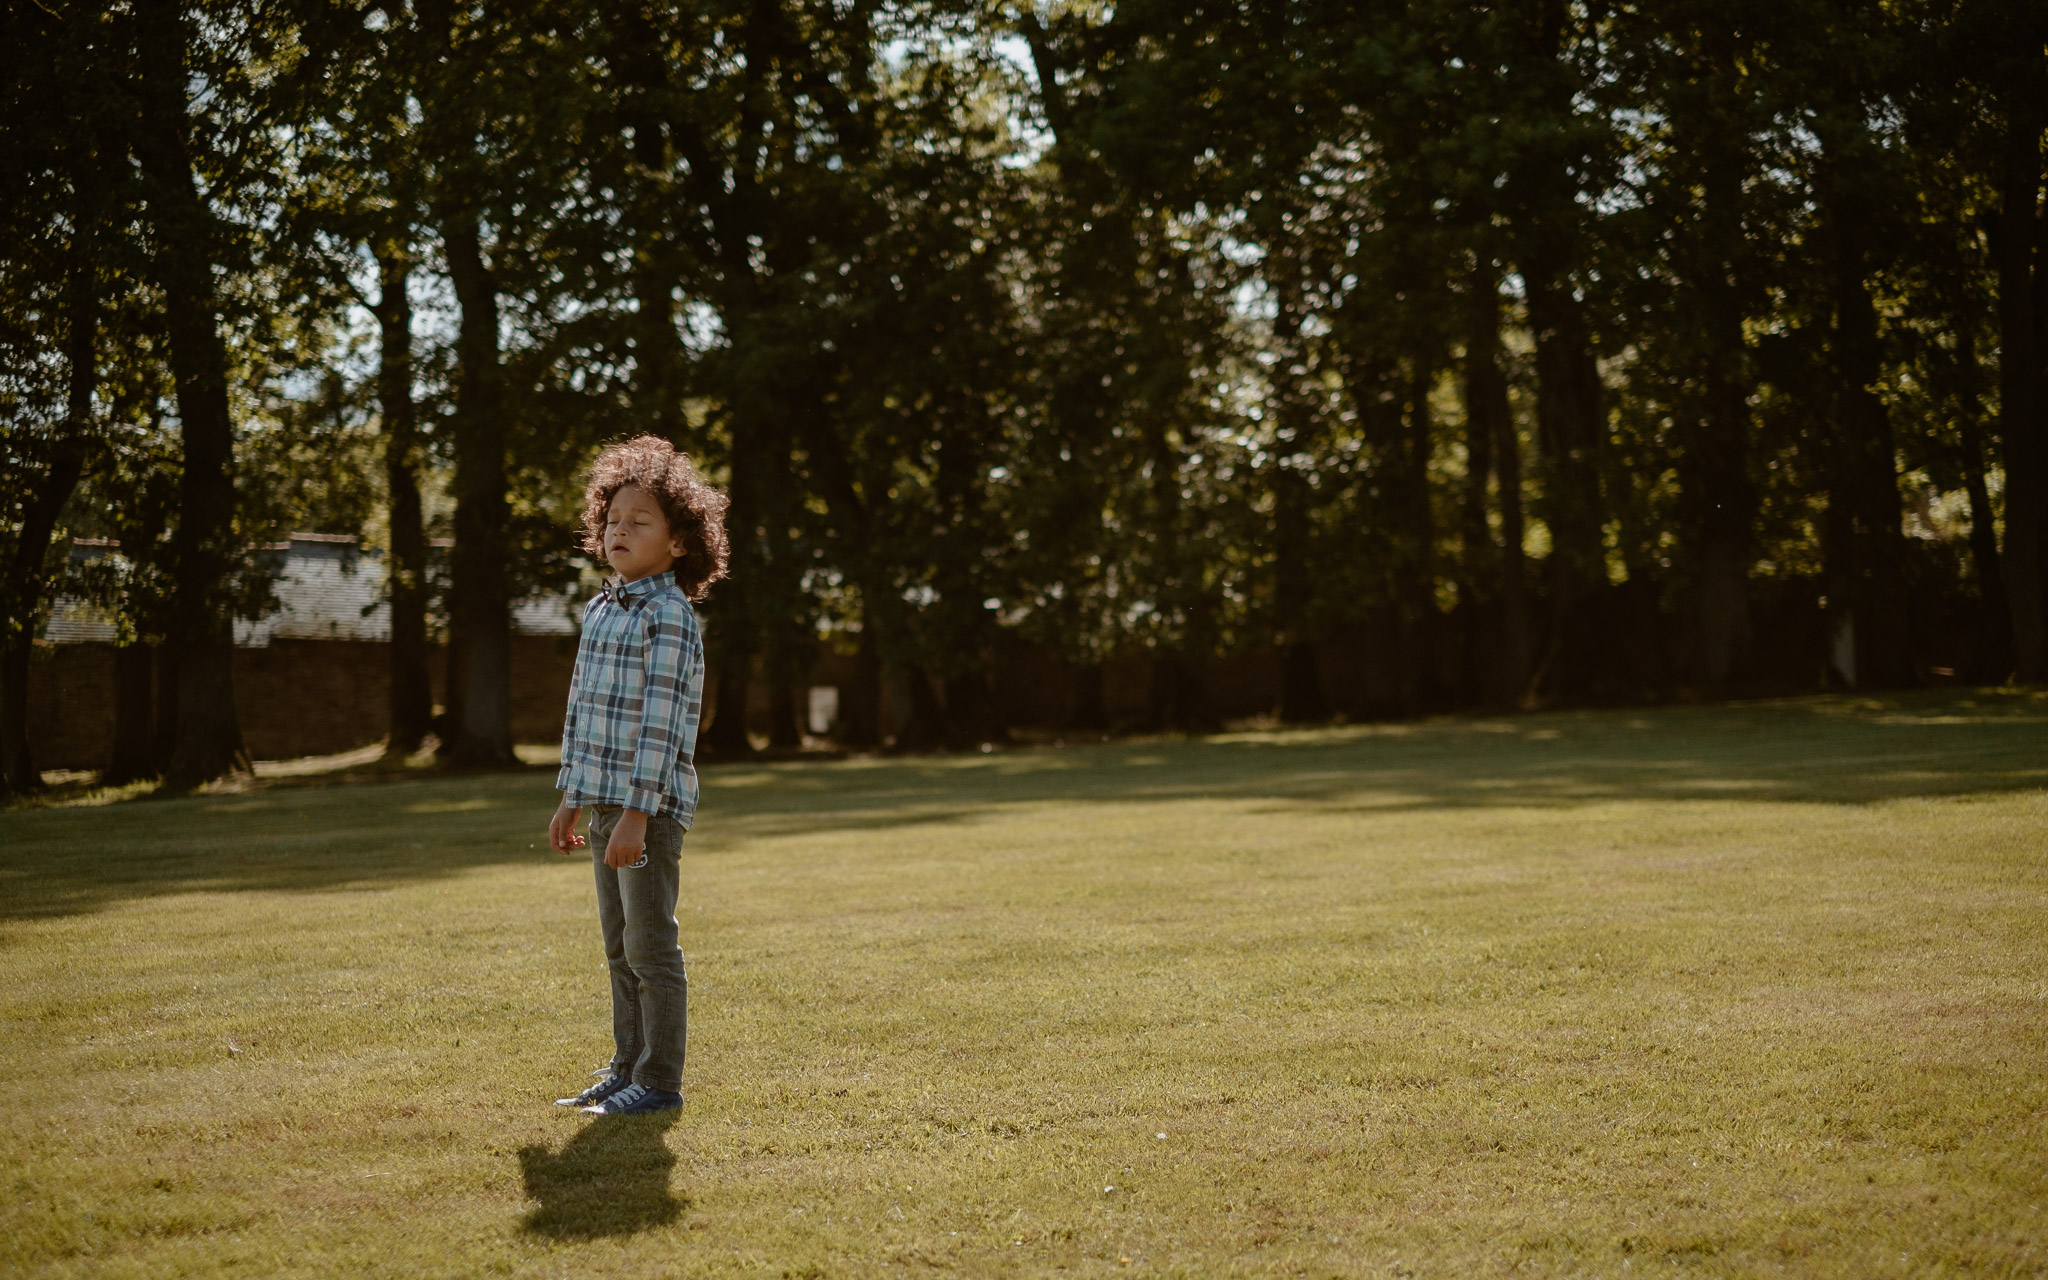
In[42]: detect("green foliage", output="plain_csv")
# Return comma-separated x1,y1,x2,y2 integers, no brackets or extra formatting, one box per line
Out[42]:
9,0,2046,758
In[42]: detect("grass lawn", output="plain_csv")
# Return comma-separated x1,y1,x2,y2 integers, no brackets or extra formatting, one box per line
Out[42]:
4,692,2047,1278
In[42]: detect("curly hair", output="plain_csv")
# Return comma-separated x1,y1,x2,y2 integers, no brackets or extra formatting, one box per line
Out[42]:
578,435,731,601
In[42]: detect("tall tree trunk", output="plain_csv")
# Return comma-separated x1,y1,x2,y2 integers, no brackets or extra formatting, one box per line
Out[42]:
1272,287,1327,722
105,644,156,785
1687,328,1756,690
0,264,92,793
1507,0,1611,703
1956,329,2015,680
1066,660,1107,731
1399,360,1441,711
134,4,247,786
768,681,803,750
941,670,1006,749
1494,358,1533,707
1147,651,1214,734
374,247,435,754
1679,126,1759,692
839,612,882,747
1831,230,1914,687
699,415,758,757
601,1,688,444
152,646,181,773
1522,255,1610,701
1994,55,2047,680
106,505,169,785
439,216,515,765
1461,255,1531,705
1146,427,1219,734
1459,266,1498,702
759,429,820,744
887,662,950,750
1822,465,1859,687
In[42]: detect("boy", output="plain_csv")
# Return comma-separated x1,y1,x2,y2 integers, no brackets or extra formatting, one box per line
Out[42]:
547,435,729,1117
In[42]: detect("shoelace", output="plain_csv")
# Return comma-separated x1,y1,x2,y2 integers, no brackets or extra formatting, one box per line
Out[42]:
602,1083,649,1111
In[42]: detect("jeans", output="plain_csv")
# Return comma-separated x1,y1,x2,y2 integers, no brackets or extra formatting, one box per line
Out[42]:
587,805,688,1093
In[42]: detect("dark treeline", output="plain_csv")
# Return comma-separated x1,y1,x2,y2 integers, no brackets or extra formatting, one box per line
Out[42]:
3,0,2045,788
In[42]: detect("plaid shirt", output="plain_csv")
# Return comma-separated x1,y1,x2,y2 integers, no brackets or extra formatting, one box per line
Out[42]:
556,570,705,826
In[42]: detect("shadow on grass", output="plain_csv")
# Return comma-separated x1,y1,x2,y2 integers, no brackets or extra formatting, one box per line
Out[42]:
518,1113,687,1239
3,690,2043,923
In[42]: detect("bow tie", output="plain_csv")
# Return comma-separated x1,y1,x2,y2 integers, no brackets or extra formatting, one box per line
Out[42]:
604,579,632,607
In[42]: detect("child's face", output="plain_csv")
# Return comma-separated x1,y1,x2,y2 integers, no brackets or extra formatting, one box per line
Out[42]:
604,483,685,582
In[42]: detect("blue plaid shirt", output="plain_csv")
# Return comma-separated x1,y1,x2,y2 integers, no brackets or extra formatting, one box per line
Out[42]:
556,570,705,826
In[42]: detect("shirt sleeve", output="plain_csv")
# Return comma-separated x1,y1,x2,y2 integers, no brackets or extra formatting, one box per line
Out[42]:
624,599,701,815
555,597,597,793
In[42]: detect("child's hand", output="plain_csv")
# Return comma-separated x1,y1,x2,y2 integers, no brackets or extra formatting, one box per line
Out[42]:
549,803,586,855
606,808,650,869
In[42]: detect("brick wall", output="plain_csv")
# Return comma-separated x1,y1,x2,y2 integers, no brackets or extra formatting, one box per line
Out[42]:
28,636,579,773
26,643,115,773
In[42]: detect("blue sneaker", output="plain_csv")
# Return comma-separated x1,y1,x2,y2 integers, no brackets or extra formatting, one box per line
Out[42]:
555,1070,632,1108
581,1082,683,1116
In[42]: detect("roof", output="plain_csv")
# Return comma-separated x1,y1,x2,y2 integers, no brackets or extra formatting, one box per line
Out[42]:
41,534,582,647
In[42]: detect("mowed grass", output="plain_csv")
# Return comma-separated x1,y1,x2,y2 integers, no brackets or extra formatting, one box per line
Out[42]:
3,694,2047,1279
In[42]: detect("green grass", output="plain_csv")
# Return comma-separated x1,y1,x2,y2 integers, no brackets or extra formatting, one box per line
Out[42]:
4,692,2047,1278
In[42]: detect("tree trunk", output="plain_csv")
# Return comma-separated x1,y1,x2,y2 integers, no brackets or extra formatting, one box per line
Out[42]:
1687,352,1756,690
888,662,950,750
1523,256,1610,701
440,628,468,745
152,646,181,773
1494,366,1533,707
768,680,803,750
838,616,882,747
942,669,1007,749
105,485,172,784
1398,361,1441,710
0,308,89,792
1148,651,1217,733
699,431,758,756
602,2,688,444
374,247,435,754
105,644,157,785
0,640,43,794
1956,329,2015,681
1830,231,1914,688
702,665,754,756
1065,660,1107,731
1678,122,1758,693
758,438,818,746
134,4,247,786
439,215,516,766
1995,55,2047,680
1459,268,1498,704
1272,289,1327,723
1462,255,1531,705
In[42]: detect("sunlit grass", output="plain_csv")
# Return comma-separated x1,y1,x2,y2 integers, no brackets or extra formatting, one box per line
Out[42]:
3,691,2046,1277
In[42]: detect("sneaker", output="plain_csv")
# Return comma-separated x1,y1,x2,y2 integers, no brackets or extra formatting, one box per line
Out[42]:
555,1070,633,1109
581,1081,683,1116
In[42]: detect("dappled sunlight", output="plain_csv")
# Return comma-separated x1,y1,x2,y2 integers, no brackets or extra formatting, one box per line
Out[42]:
401,798,501,813
4,693,2044,924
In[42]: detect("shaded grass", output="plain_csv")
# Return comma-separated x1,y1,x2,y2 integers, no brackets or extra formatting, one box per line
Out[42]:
2,690,2045,1277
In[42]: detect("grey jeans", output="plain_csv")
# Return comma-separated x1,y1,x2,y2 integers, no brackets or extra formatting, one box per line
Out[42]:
587,805,688,1093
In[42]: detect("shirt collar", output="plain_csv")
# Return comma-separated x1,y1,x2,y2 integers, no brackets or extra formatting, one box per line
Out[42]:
604,571,676,607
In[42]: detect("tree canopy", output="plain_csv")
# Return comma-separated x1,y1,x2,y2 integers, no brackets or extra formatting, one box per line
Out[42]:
3,0,2044,785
